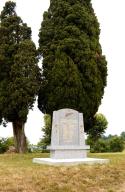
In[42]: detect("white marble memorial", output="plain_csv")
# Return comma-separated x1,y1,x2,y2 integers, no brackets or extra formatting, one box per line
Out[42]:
48,108,89,159
33,109,109,165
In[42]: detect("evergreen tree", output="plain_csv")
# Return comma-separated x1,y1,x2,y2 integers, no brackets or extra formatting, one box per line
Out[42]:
38,0,107,132
0,1,40,153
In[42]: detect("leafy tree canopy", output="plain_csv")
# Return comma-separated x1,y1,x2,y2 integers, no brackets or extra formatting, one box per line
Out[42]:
87,113,108,140
38,0,107,131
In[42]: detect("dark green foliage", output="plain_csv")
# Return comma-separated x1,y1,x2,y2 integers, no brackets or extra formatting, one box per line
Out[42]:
0,1,40,152
38,50,83,113
38,0,107,131
2,40,40,122
87,135,124,153
0,1,40,122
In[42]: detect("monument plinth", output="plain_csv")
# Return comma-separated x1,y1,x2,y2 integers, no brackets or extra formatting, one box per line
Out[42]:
33,109,109,166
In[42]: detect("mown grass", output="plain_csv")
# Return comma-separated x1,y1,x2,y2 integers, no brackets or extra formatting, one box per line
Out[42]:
0,152,125,192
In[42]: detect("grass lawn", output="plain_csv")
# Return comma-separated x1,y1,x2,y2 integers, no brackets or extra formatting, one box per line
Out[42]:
0,152,125,192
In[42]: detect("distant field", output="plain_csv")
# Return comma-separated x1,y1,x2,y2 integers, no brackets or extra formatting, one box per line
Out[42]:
0,152,125,192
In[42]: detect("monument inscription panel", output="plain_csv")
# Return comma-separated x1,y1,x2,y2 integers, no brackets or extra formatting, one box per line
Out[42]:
59,116,78,145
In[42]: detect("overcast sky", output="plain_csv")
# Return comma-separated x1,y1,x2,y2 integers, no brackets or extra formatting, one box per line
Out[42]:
0,0,125,144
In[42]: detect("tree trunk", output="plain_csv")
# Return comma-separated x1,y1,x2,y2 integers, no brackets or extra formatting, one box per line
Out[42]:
12,120,27,153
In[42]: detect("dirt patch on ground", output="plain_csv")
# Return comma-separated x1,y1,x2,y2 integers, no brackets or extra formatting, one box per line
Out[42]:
118,183,125,192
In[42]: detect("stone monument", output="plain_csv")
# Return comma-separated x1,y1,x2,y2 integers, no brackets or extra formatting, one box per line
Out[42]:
48,108,89,159
33,109,109,165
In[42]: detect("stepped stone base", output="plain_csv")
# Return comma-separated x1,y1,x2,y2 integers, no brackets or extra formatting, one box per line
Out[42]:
33,158,110,166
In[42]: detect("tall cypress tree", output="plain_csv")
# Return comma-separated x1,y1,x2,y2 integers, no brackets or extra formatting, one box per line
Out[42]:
38,0,107,132
0,1,40,153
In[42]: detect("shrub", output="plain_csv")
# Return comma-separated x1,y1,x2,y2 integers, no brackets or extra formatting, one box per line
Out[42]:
88,135,124,153
109,136,124,152
0,137,14,153
90,138,110,153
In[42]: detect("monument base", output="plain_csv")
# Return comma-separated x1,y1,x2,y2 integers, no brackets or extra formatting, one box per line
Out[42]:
48,145,90,159
33,158,109,166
